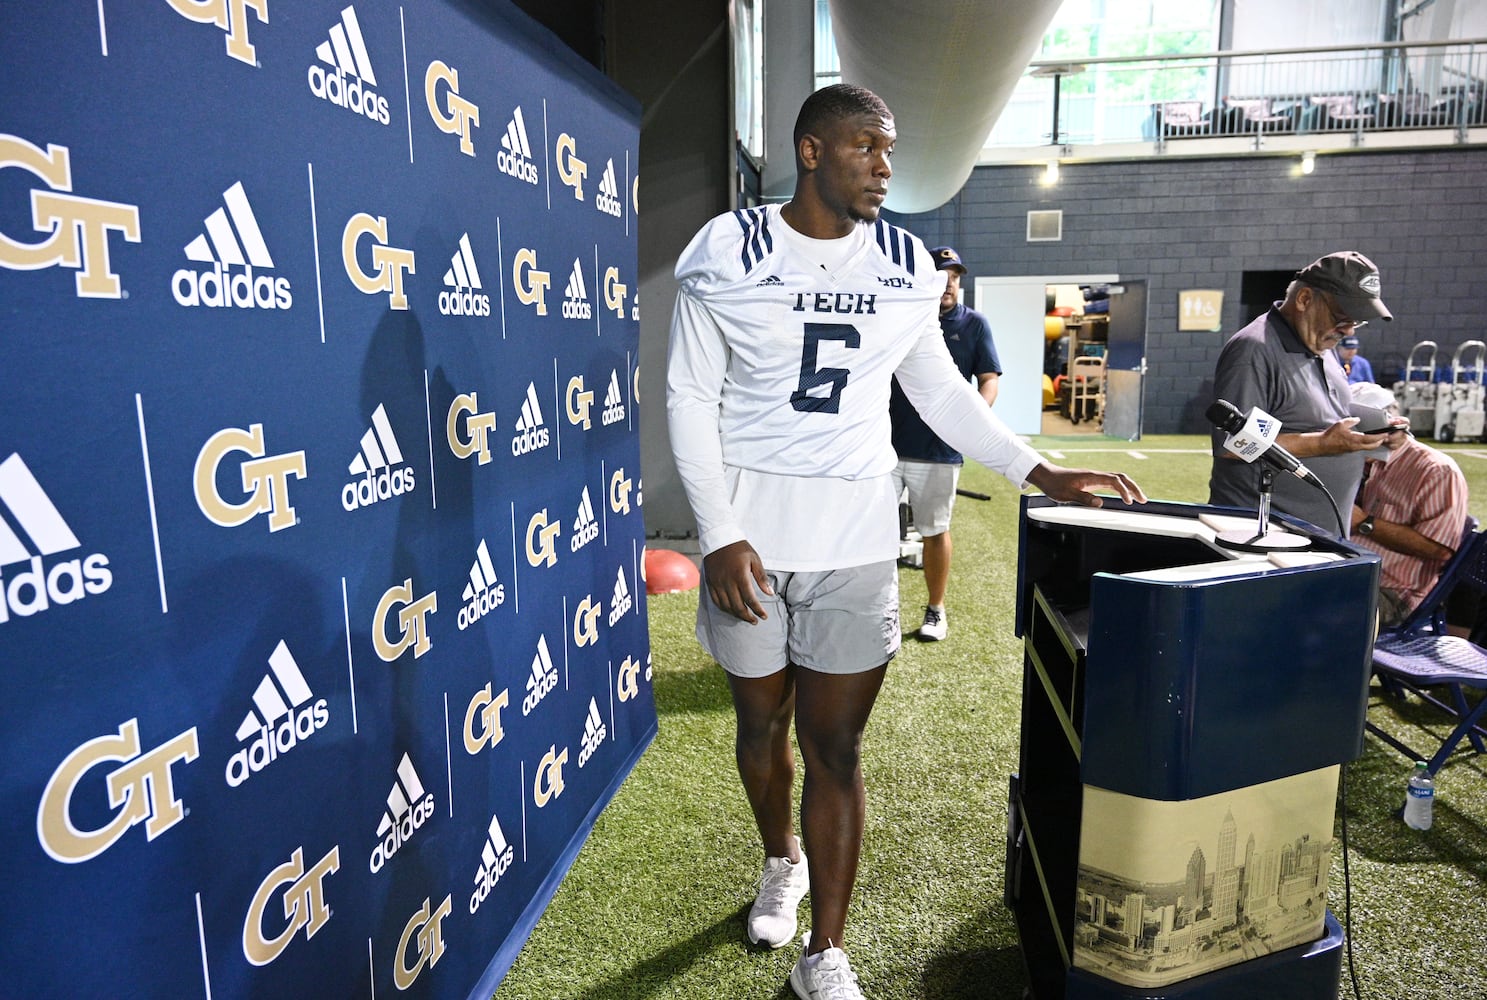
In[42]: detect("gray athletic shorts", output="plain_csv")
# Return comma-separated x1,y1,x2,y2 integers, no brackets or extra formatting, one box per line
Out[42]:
696,560,900,677
891,459,960,537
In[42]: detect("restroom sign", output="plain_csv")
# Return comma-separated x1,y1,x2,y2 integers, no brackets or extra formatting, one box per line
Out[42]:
1178,289,1223,331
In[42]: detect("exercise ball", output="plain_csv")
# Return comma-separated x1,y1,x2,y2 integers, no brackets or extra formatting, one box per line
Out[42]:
644,547,699,594
1044,315,1064,341
1042,374,1055,407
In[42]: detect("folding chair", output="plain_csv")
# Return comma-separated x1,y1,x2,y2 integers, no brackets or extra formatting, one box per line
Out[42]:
1367,518,1487,774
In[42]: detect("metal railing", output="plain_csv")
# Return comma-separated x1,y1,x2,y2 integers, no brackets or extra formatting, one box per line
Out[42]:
990,38,1487,149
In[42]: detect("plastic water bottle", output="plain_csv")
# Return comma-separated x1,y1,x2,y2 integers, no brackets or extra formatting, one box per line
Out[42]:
1403,761,1435,830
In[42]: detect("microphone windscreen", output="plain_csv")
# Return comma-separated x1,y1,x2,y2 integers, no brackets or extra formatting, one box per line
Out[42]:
1205,399,1245,433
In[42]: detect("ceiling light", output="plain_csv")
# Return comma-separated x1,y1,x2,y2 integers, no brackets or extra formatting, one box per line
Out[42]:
1301,151,1316,175
1042,159,1060,185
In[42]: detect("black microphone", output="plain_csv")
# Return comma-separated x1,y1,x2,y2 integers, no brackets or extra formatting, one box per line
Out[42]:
1205,399,1324,488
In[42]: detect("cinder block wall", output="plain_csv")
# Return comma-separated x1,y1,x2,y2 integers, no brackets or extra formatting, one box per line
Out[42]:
895,147,1487,434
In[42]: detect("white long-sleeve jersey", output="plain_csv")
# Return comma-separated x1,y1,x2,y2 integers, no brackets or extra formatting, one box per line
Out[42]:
667,203,1042,569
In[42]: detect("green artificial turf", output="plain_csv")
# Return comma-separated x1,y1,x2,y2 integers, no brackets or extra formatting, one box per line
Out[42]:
495,434,1487,1000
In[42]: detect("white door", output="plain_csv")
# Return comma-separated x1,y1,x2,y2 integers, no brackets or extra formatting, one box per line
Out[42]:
975,274,1120,436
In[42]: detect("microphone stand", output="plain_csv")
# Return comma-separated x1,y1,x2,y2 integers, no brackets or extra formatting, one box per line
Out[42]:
1216,466,1313,551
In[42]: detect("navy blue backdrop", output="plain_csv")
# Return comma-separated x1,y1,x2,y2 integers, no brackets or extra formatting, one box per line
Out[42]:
0,3,654,997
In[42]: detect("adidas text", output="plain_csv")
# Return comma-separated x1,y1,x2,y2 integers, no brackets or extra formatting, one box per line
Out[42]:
369,793,435,873
522,668,557,715
511,426,549,456
469,842,515,913
1,553,112,624
561,296,592,320
595,190,622,218
578,711,606,768
608,591,632,626
497,149,539,184
457,583,505,630
570,522,598,552
225,700,329,787
308,66,390,125
172,264,291,310
341,466,415,511
438,287,489,317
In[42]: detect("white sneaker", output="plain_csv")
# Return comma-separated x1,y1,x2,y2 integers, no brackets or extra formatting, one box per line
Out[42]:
919,605,947,641
746,842,809,948
790,935,865,1000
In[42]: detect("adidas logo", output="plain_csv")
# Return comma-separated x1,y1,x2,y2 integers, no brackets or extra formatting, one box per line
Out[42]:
457,539,505,630
570,488,599,553
0,454,112,624
577,697,607,768
171,181,291,310
225,640,329,788
607,566,633,626
438,233,490,317
561,258,592,320
308,4,390,125
469,812,516,913
756,275,783,287
601,369,626,426
497,106,539,184
369,753,435,874
342,403,415,511
520,634,559,716
595,159,623,218
511,383,550,457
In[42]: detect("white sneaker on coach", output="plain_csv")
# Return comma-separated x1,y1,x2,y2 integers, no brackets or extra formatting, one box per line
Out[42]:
746,841,810,948
790,934,865,1000
919,605,947,641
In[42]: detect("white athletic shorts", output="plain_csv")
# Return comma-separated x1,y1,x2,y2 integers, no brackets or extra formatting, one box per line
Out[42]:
891,459,960,537
696,560,900,677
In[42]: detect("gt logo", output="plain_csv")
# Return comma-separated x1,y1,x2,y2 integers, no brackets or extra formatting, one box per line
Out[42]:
603,266,627,319
447,392,496,465
194,425,307,533
512,248,550,315
617,654,642,702
342,213,416,310
394,895,453,990
373,579,438,662
565,376,594,429
424,60,479,156
463,683,510,755
573,595,601,647
533,744,568,807
555,133,587,200
0,135,141,298
609,469,633,515
166,0,267,66
525,509,560,568
37,719,199,864
242,845,340,966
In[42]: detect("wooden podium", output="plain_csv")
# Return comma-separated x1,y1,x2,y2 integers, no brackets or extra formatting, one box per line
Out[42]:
1006,497,1379,1000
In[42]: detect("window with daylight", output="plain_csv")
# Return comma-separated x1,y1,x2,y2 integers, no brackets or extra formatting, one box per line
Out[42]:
991,0,1223,145
733,0,766,159
813,0,841,88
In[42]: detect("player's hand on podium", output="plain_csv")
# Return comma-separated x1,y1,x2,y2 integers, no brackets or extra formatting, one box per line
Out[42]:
1025,464,1147,508
703,540,774,623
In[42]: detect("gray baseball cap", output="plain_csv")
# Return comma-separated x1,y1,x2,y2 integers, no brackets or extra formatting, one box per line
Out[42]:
1295,251,1392,322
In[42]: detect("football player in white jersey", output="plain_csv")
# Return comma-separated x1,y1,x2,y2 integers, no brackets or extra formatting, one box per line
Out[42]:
667,83,1144,1000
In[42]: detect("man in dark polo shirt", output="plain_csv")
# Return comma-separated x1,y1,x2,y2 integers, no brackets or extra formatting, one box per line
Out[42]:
1209,251,1393,536
889,246,1002,640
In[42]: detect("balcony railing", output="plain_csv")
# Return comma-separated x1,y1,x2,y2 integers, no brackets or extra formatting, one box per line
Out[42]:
989,39,1487,153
